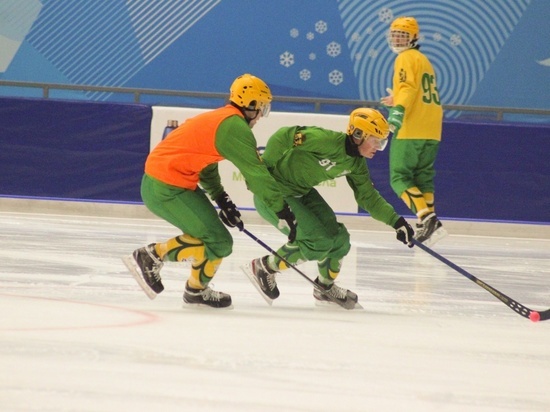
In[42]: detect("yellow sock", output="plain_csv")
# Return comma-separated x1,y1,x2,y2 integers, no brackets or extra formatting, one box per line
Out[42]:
400,187,429,219
317,257,342,284
154,234,204,262
423,192,435,214
188,257,222,289
154,234,222,289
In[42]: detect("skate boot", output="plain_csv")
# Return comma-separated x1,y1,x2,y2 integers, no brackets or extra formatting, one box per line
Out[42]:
414,213,448,247
122,244,164,299
313,277,360,310
183,282,232,309
241,256,280,305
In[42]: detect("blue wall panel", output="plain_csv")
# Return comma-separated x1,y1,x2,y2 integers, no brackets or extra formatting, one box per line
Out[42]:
364,121,550,223
0,97,151,202
0,97,548,223
1,0,548,119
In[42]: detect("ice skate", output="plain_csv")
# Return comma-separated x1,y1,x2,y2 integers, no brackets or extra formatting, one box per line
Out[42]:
122,244,164,299
414,213,448,247
241,256,279,305
313,278,362,310
183,282,233,309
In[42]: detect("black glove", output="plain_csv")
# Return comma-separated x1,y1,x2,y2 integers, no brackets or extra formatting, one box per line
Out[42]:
393,216,414,248
276,204,297,243
215,192,243,231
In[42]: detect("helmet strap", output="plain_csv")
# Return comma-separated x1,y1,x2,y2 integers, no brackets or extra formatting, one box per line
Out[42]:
243,109,260,124
345,134,362,157
231,102,259,124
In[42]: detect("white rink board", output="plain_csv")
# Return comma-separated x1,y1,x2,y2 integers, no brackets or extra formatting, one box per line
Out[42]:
151,106,357,213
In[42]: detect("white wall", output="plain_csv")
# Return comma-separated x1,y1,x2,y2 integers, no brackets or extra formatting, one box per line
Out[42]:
151,106,358,213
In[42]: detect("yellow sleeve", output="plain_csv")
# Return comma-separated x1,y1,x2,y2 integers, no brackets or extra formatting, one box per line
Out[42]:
392,52,419,110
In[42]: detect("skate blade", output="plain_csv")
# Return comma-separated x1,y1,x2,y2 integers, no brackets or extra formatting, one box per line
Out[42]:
240,263,274,306
121,255,158,300
314,299,364,310
423,227,449,247
182,302,234,310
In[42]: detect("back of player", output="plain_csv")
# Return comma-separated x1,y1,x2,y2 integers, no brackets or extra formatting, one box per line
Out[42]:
382,16,447,247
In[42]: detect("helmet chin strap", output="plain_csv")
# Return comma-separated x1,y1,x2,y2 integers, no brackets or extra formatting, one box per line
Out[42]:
231,102,259,124
345,135,362,157
244,109,260,123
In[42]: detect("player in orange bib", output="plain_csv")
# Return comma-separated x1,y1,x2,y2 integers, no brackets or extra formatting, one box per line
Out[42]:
122,74,296,308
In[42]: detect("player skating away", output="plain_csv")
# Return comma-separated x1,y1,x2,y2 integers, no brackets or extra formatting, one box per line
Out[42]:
381,16,447,247
122,74,297,309
242,108,415,308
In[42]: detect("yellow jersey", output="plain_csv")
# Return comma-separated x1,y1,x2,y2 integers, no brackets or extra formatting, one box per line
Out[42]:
392,48,443,140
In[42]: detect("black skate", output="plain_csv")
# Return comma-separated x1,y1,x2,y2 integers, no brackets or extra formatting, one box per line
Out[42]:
241,256,280,305
414,213,448,247
313,277,361,310
122,244,164,299
183,282,232,309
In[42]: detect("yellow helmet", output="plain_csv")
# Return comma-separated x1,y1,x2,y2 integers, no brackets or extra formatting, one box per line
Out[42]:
388,16,419,53
347,108,390,150
229,73,272,116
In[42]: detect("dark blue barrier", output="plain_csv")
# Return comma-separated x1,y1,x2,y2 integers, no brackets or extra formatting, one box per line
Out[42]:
0,97,548,223
0,97,151,202
365,121,550,224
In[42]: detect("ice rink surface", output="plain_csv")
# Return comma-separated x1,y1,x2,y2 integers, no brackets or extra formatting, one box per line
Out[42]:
1,211,549,412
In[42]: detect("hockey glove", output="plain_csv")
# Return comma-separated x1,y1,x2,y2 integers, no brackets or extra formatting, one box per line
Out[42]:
388,105,405,134
393,216,414,248
215,191,243,231
276,204,297,243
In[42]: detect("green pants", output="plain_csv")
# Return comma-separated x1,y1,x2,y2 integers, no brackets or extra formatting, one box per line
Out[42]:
389,138,440,197
254,188,351,262
140,174,233,260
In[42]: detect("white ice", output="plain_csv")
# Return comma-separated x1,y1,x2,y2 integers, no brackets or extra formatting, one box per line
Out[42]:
1,210,549,412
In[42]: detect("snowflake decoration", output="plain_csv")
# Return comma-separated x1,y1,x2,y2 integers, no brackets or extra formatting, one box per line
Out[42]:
328,70,343,85
279,51,295,67
365,27,373,35
300,69,311,81
354,53,362,61
315,20,327,34
450,34,462,46
307,32,314,40
367,49,378,58
326,41,341,57
378,8,393,23
309,53,316,60
433,32,442,42
351,33,361,42
290,28,299,38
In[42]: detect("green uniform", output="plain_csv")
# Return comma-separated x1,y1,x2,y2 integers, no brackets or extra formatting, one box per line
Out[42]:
255,126,400,279
389,47,443,216
142,112,284,262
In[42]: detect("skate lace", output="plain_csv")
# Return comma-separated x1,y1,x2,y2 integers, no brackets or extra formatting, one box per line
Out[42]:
327,283,347,299
416,214,438,240
415,222,427,237
145,247,164,281
266,272,277,291
201,286,221,302
256,258,278,291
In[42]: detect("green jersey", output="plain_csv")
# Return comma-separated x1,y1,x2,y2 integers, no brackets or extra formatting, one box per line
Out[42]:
262,126,400,227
